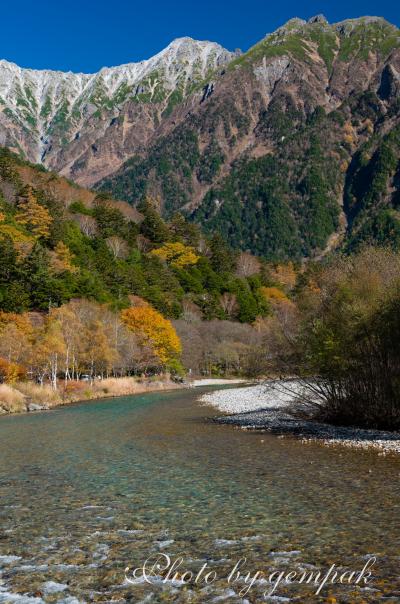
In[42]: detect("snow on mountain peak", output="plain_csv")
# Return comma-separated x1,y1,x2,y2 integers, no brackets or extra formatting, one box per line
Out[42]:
0,38,233,162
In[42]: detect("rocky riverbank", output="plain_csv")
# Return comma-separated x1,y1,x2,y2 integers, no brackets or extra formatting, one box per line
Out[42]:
200,381,400,456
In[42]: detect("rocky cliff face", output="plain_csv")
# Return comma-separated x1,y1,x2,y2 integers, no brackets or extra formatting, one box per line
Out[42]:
0,38,234,184
1,16,400,259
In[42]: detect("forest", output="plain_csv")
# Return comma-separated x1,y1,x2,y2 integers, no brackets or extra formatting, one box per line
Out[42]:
0,146,280,410
0,148,270,321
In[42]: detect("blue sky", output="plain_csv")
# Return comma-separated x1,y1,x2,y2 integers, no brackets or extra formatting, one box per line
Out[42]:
1,0,399,73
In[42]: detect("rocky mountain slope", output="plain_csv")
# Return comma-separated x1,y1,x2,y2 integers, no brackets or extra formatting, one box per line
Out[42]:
0,38,234,183
2,16,400,260
99,16,400,259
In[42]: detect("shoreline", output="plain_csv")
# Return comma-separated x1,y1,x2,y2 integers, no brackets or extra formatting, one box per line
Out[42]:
0,377,182,417
0,377,244,417
199,381,400,456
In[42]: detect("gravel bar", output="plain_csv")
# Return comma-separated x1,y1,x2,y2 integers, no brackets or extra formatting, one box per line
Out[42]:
199,382,400,456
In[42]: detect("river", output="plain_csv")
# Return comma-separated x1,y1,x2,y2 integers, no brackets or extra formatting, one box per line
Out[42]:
0,388,399,603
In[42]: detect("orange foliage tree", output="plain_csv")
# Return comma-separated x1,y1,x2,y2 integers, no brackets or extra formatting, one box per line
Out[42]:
121,305,182,371
0,358,26,383
259,286,289,302
269,262,297,289
0,311,33,334
31,317,66,389
0,311,33,366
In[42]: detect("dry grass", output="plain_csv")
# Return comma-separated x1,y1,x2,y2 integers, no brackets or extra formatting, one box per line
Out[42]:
92,376,178,397
0,384,26,413
92,377,142,397
0,375,181,415
15,382,62,407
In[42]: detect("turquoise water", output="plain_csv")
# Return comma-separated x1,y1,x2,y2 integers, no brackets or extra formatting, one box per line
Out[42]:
0,388,399,603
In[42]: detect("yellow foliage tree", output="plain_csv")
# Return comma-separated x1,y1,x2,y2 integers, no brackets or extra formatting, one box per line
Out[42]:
150,242,199,269
343,121,356,147
15,187,52,239
0,311,34,368
269,262,297,289
121,305,182,367
260,286,289,302
0,311,33,335
0,224,34,258
82,320,119,379
49,241,78,274
31,318,66,389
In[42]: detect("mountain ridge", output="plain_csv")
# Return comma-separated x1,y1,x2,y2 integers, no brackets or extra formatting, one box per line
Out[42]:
2,14,396,179
0,36,232,76
97,14,400,258
1,15,400,260
0,37,234,167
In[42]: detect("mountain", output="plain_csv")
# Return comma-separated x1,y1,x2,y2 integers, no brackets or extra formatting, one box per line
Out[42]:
0,38,234,184
2,16,400,260
98,16,400,259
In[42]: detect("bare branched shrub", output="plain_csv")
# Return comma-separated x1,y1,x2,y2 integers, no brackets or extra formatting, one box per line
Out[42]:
294,247,400,429
173,319,263,377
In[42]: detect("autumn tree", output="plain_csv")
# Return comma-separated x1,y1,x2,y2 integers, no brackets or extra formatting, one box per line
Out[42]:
219,292,238,318
16,187,52,239
0,223,34,259
0,322,32,366
259,286,289,302
0,311,33,366
49,241,78,274
111,321,146,376
173,318,262,377
31,317,66,389
294,247,400,428
0,358,26,384
74,214,97,238
269,262,297,290
63,299,118,378
121,304,182,371
50,304,83,381
83,319,118,380
150,242,199,269
0,310,33,333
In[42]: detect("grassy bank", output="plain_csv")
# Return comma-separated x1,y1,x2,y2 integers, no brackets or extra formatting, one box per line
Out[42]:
0,376,182,415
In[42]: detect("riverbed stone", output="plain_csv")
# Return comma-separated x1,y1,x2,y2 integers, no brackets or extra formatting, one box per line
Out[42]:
27,403,50,412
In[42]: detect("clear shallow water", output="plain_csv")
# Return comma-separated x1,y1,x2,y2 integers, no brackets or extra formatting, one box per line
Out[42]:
0,388,399,603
